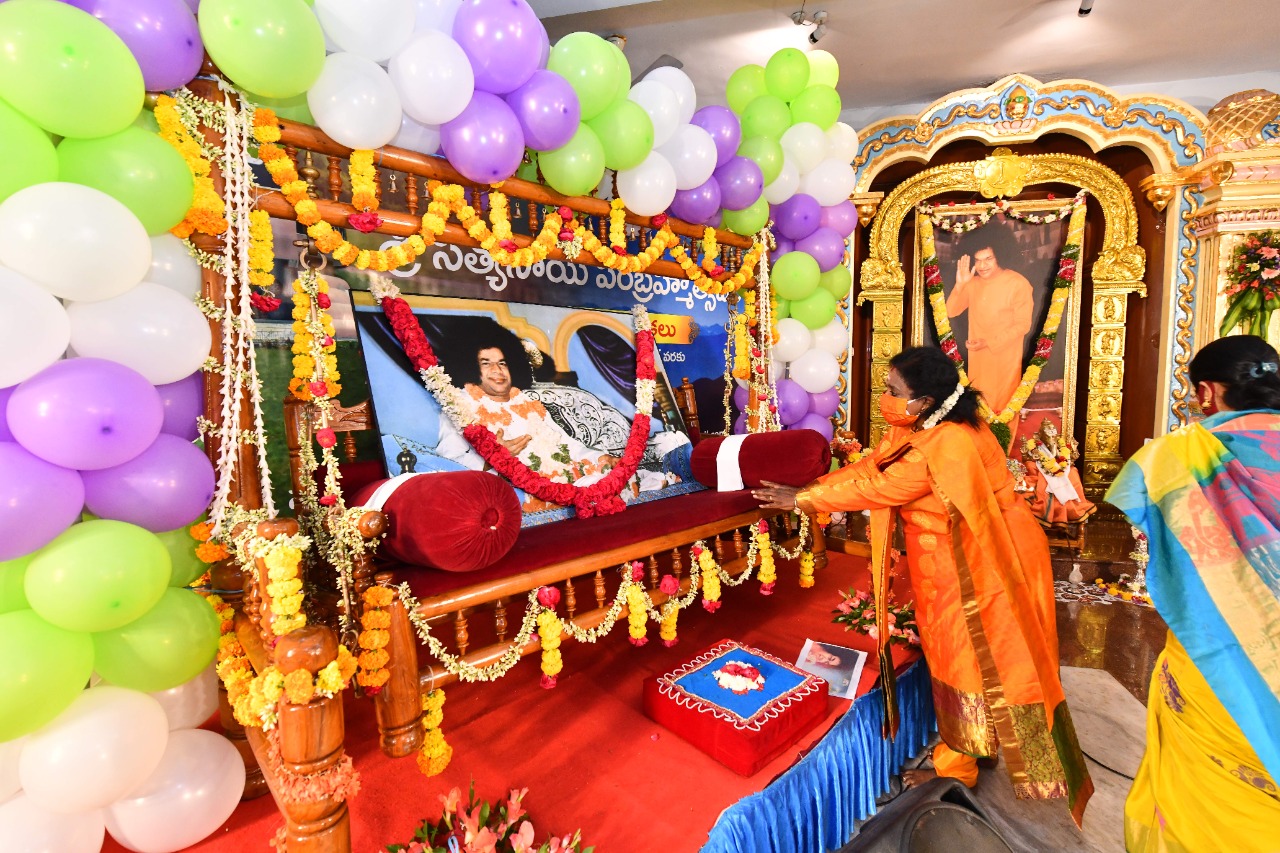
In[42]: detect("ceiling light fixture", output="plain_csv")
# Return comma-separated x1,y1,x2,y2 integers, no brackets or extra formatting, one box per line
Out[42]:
791,7,829,43
1078,0,1095,16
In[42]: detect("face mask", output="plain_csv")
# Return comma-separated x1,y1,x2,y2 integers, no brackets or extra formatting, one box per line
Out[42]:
879,392,919,426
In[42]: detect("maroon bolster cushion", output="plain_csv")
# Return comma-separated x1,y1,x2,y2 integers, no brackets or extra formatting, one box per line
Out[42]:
350,471,521,572
689,429,832,489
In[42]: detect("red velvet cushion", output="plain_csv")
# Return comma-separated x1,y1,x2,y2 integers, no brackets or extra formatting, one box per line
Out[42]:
351,472,521,572
690,430,832,489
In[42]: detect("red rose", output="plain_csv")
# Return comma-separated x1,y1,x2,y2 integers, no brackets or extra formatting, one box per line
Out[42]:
559,230,573,241
759,582,776,596
499,239,518,251
659,575,679,595
323,336,335,347
250,292,281,314
613,245,627,255
662,638,678,648
1059,259,1077,279
702,600,721,613
319,494,337,507
652,214,668,227
630,562,645,582
1047,193,1056,200
316,428,337,448
558,206,572,220
537,586,561,608
629,636,648,647
1034,337,1054,359
691,544,703,557
309,380,328,397
540,674,557,689
347,211,383,233
711,265,725,277
316,292,332,310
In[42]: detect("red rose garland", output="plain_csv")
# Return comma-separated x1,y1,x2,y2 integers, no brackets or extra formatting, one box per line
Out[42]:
379,294,654,518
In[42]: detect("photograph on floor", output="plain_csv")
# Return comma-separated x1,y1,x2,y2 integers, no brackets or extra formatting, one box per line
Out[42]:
795,639,867,700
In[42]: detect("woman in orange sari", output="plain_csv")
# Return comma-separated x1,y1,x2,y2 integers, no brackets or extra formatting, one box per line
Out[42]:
754,347,1091,823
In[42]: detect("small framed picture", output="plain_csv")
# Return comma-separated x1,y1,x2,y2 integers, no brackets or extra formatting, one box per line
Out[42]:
795,639,867,701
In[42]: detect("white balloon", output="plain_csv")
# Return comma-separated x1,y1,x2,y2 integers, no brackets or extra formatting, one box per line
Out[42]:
810,317,848,357
391,112,442,155
789,348,840,394
773,318,812,363
104,729,246,853
762,156,800,205
628,80,681,148
644,66,697,125
149,665,219,732
67,282,213,385
799,157,858,207
656,124,717,190
0,793,104,853
389,30,474,126
314,0,415,63
0,267,71,388
413,0,461,33
0,736,23,802
617,151,678,217
19,687,169,814
780,122,827,175
0,183,150,303
146,235,202,300
825,121,860,164
308,53,404,150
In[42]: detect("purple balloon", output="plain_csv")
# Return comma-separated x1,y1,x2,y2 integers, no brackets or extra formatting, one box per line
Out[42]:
691,105,742,168
796,226,846,272
776,379,809,426
775,193,822,241
714,156,764,211
156,372,203,442
7,358,163,471
732,384,749,411
732,413,747,435
179,0,199,11
808,388,840,418
81,434,215,532
505,70,580,151
535,22,550,68
441,92,527,184
707,209,722,228
0,442,85,561
0,386,13,442
670,178,722,224
821,200,859,238
65,0,203,92
452,0,545,95
774,236,795,257
793,413,835,442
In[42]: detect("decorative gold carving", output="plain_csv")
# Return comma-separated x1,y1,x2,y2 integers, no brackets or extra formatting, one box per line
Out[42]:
1209,161,1236,185
1089,360,1122,389
1172,185,1200,427
872,300,902,328
851,192,884,228
1138,172,1188,213
1204,89,1280,153
973,147,1031,198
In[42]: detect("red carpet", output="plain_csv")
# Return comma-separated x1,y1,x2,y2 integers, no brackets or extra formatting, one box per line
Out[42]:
127,552,909,853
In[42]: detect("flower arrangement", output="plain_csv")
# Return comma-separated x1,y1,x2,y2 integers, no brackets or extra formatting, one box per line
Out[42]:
417,689,452,777
1220,230,1280,338
191,520,229,565
289,271,341,404
1092,575,1151,606
919,191,1087,448
386,783,591,853
156,93,227,239
713,661,765,695
832,588,920,646
261,539,306,636
358,586,394,693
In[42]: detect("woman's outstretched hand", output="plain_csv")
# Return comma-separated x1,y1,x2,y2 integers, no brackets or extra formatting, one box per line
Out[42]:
752,480,800,511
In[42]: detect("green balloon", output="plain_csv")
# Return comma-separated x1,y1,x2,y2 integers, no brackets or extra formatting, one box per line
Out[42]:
587,99,654,172
199,0,325,100
771,251,821,301
726,64,767,115
741,94,791,141
808,50,840,89
155,526,205,588
58,127,195,235
0,97,56,203
775,297,791,320
132,108,160,134
721,196,769,237
765,48,810,102
604,39,632,106
548,32,619,122
26,520,170,633
790,84,843,130
0,0,143,139
819,264,852,299
539,125,606,197
244,88,315,126
737,136,784,185
0,556,31,614
515,151,539,183
792,288,838,329
93,588,220,693
0,609,94,741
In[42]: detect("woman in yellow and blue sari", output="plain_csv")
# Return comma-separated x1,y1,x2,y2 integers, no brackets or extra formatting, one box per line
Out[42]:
1108,334,1280,853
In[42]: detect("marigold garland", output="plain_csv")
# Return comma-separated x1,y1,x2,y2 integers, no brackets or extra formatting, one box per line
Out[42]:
357,586,395,693
537,609,563,689
659,605,679,647
191,521,230,564
755,520,777,595
694,543,722,612
626,563,649,647
799,551,816,588
248,209,275,290
731,309,750,381
289,272,341,403
670,239,763,296
156,93,227,240
417,689,452,776
920,192,1086,447
608,198,627,251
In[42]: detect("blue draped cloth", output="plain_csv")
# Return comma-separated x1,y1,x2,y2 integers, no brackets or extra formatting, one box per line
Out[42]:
702,659,935,853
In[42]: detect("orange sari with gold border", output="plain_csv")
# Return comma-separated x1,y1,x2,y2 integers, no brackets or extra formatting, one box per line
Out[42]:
798,421,1092,822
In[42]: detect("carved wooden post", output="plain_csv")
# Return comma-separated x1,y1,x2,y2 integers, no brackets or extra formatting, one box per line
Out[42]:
210,557,268,799
371,582,423,759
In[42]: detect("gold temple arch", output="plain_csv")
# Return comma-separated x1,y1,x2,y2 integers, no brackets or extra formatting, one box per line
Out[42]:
858,148,1145,488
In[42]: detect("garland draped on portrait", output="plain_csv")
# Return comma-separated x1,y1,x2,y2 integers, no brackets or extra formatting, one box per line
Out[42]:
918,191,1087,448
371,279,656,518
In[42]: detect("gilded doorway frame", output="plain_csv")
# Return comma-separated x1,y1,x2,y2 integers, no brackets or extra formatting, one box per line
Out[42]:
860,149,1144,488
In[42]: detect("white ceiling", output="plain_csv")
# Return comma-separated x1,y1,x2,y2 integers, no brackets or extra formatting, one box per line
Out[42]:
536,0,1279,121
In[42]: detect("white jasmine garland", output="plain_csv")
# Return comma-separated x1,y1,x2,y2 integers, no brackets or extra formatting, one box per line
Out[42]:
921,383,966,430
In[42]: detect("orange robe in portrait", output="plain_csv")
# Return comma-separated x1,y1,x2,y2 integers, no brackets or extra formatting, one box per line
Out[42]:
946,270,1034,412
797,422,1091,822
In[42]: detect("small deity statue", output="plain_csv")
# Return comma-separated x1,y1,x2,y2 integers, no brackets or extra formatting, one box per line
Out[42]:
1006,457,1031,493
1019,418,1097,528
